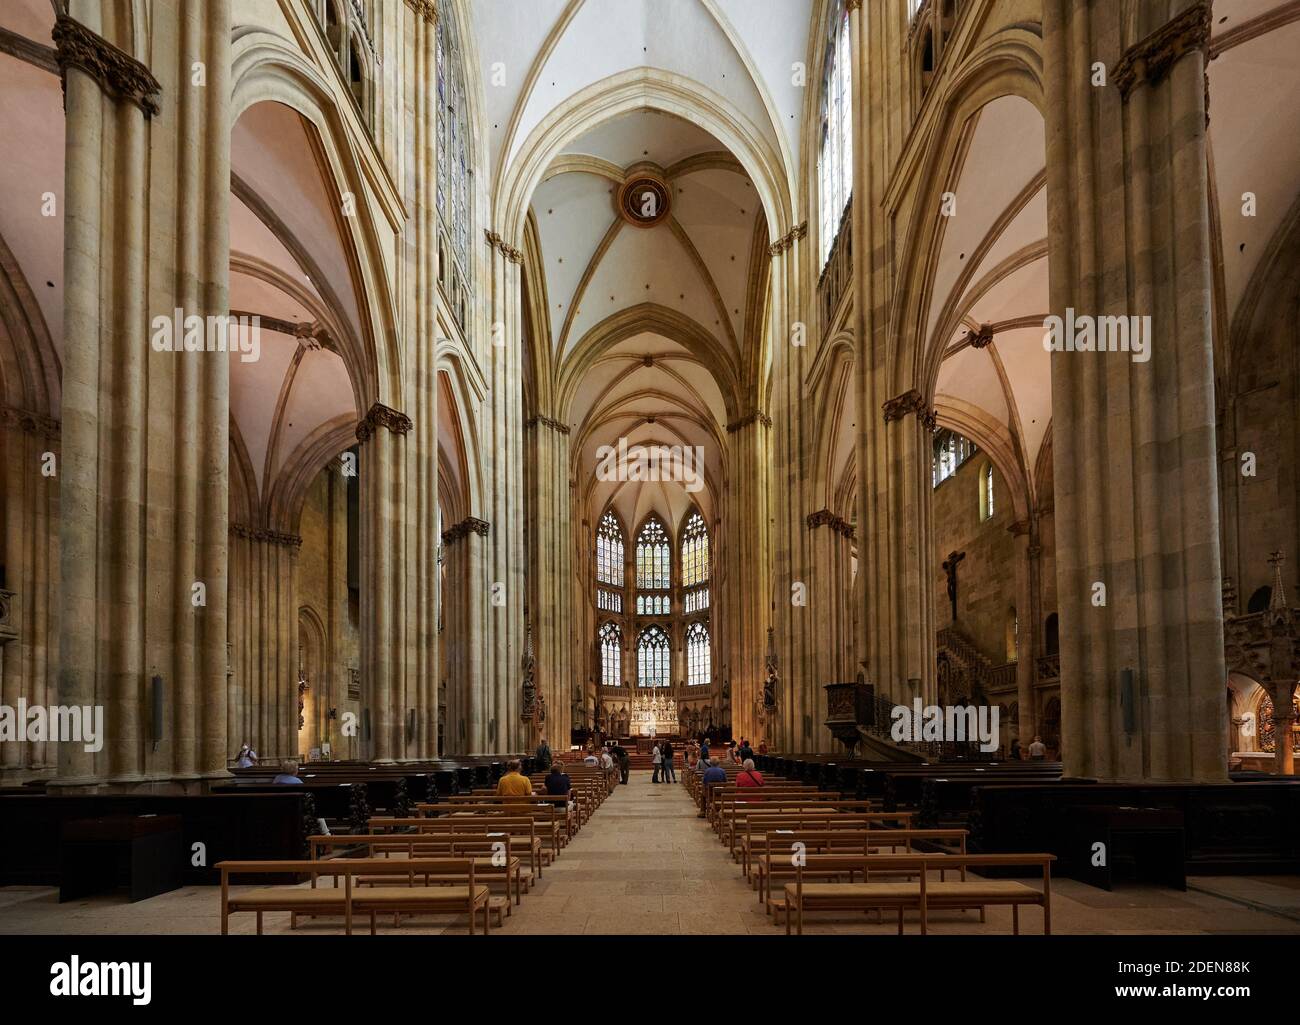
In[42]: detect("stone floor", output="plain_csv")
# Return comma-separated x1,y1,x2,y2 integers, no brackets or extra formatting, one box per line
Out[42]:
4,774,1300,935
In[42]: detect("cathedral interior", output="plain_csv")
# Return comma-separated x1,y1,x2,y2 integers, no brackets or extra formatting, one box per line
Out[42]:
2,0,1300,966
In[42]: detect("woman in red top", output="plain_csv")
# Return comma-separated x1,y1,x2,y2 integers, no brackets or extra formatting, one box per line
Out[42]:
736,758,764,787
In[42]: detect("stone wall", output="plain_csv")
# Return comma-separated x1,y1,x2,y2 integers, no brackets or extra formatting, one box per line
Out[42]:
931,454,1019,663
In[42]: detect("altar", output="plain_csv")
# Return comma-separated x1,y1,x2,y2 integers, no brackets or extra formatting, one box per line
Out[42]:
629,692,678,738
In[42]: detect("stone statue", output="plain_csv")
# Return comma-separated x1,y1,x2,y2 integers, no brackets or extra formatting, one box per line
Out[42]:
297,668,309,732
763,628,779,709
521,626,536,721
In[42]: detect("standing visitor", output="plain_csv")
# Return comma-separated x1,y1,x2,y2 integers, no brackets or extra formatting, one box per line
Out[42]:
661,740,676,783
1028,735,1046,761
535,737,552,771
651,741,663,783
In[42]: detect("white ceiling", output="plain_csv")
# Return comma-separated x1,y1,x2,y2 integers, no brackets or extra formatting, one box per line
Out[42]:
470,0,812,195
1208,15,1300,325
926,95,1050,497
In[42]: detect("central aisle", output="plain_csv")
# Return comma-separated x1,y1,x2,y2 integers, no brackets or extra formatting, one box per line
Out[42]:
493,771,772,934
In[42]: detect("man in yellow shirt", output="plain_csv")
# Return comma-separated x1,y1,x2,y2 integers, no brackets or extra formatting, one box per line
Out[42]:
496,759,534,797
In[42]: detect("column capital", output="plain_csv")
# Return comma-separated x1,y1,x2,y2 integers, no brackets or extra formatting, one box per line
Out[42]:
1113,1,1211,99
52,14,161,118
484,229,524,264
881,389,937,432
404,0,438,25
768,221,807,257
726,410,773,433
356,402,413,443
441,516,490,545
844,0,862,11
806,508,856,541
230,523,303,548
525,414,571,435
0,405,60,438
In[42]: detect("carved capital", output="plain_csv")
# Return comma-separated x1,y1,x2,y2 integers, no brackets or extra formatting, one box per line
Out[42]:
806,508,856,541
0,405,60,439
726,411,773,433
845,0,862,10
52,14,161,118
484,229,524,265
881,389,937,432
404,0,438,24
768,221,808,257
442,516,490,545
525,414,571,435
356,402,413,443
1113,1,1212,99
230,523,304,549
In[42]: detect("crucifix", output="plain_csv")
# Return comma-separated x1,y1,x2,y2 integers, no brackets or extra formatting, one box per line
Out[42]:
942,550,966,622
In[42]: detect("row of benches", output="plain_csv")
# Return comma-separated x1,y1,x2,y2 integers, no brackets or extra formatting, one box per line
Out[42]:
217,765,615,934
686,762,1054,934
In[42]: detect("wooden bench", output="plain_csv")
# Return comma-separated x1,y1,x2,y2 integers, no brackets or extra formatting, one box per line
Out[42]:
754,828,968,908
307,832,528,903
782,853,1055,935
218,858,493,935
365,817,546,879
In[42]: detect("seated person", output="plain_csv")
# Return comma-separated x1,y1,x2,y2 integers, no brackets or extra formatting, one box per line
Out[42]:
496,759,534,796
271,760,303,784
736,758,764,787
583,750,600,767
543,762,571,797
699,758,727,818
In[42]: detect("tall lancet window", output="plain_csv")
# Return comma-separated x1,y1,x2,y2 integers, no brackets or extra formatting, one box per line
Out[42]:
818,2,853,269
436,11,473,327
681,511,710,614
637,625,670,687
635,517,671,616
599,621,622,688
686,622,711,686
596,511,624,613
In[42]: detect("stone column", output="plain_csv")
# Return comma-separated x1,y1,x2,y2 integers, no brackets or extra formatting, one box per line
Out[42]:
769,222,810,752
1044,0,1226,781
357,403,411,763
1009,520,1039,746
56,1,231,786
525,415,573,752
484,232,527,754
227,525,301,765
398,0,441,761
0,411,59,778
724,414,771,743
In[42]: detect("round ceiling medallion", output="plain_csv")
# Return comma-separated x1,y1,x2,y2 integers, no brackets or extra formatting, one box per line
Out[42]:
618,172,670,228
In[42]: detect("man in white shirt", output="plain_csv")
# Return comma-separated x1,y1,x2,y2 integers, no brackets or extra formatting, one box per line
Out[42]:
1028,735,1047,761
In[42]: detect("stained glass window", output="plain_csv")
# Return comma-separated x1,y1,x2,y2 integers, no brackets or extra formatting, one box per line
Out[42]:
687,622,710,687
600,622,621,688
818,4,853,269
436,13,473,306
597,511,624,587
932,429,977,488
635,518,670,591
637,625,670,688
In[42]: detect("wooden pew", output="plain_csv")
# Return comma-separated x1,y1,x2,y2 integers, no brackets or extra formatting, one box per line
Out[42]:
218,857,493,935
307,832,526,904
783,852,1055,935
735,811,916,871
753,828,968,909
367,816,546,878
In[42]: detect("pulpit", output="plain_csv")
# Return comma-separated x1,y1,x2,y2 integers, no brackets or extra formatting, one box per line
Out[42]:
824,681,873,755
